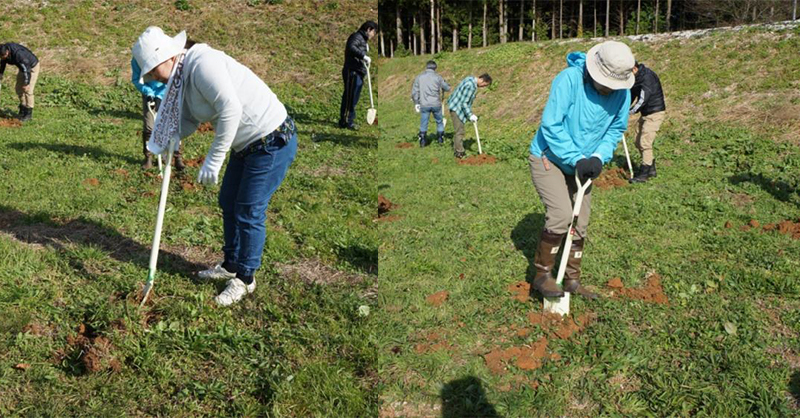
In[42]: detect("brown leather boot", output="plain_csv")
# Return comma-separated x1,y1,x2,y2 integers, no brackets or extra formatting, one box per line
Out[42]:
173,150,186,172
532,229,565,298
142,131,153,169
563,238,598,299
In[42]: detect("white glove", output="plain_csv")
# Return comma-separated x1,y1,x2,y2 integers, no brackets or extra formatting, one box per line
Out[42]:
414,104,421,113
363,55,371,65
469,114,478,122
197,164,219,185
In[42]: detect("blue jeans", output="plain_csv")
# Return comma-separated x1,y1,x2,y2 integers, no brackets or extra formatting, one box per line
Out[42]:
218,129,298,277
419,106,444,133
339,68,364,127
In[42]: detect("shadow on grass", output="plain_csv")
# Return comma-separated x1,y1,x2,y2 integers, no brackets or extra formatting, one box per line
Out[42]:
790,371,800,409
336,244,377,276
0,205,207,278
309,131,376,148
441,376,499,418
7,142,140,165
511,213,547,300
88,108,141,120
729,172,799,206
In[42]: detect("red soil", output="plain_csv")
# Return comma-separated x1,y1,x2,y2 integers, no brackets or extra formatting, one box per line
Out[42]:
426,290,449,307
395,142,413,149
507,281,531,302
457,154,497,166
594,168,629,189
606,274,669,305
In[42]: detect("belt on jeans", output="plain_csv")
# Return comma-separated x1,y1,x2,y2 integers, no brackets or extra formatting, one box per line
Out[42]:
234,116,296,159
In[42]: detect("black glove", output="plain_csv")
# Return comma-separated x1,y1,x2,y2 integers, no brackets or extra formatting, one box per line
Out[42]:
575,157,603,183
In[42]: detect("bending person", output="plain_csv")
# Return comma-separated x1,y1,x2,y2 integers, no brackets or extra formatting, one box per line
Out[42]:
133,27,297,306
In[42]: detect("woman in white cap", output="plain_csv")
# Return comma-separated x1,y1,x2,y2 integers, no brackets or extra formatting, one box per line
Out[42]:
527,41,634,300
132,27,297,306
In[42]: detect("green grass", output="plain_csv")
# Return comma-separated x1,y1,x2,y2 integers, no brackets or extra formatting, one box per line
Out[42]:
0,1,378,416
376,30,800,416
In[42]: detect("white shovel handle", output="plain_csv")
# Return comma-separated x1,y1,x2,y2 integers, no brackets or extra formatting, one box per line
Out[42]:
622,134,633,179
472,121,483,155
365,60,374,109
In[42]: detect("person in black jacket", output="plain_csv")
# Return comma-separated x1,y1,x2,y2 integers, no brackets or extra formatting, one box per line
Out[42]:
338,21,377,130
0,43,40,122
628,62,666,183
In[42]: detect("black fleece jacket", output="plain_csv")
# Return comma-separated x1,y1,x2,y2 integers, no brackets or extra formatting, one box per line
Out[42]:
0,43,39,86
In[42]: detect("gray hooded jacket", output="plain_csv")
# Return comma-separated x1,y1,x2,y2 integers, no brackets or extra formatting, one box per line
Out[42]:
411,69,450,108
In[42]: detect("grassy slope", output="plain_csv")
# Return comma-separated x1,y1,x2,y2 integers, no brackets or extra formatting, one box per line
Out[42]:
0,1,379,416
377,28,800,416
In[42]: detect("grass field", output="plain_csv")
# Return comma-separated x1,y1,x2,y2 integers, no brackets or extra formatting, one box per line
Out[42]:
376,27,800,416
0,1,379,416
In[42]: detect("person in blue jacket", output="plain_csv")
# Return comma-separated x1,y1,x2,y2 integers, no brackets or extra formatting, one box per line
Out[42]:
527,41,635,300
131,58,184,170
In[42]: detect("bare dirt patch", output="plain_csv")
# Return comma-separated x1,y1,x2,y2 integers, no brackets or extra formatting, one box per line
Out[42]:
606,273,669,304
0,118,22,128
484,336,549,375
414,330,453,354
725,219,800,239
197,122,214,133
594,168,629,189
426,290,449,307
82,178,99,187
55,323,121,374
184,156,205,168
277,258,365,286
508,281,531,302
378,195,397,217
22,322,55,337
395,142,413,149
457,154,497,166
179,178,198,192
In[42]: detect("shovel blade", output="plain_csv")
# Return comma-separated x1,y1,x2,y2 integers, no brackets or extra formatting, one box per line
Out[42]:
366,108,377,125
543,292,570,316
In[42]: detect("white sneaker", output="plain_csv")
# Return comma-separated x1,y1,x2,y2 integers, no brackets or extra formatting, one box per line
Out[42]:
198,263,236,280
214,278,256,307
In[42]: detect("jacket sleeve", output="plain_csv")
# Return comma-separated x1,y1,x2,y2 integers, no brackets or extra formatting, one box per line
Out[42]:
411,76,420,104
629,85,647,114
592,91,631,163
440,76,450,92
346,34,366,60
18,62,31,86
193,58,243,173
539,71,585,167
0,60,6,78
130,59,156,97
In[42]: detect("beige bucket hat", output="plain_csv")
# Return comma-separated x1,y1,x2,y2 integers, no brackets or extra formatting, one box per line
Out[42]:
586,41,635,90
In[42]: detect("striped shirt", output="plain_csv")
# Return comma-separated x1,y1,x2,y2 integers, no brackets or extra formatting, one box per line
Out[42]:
447,76,478,123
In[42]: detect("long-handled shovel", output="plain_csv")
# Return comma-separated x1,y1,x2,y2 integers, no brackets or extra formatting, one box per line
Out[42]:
140,138,178,307
621,134,633,179
365,61,377,125
544,173,593,316
472,120,483,155
147,102,164,177
442,103,447,129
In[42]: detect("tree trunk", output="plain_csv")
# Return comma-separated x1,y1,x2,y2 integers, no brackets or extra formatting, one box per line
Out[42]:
437,1,443,53
594,3,597,37
578,0,583,37
794,0,798,21
605,0,610,37
483,0,487,47
396,3,402,48
551,2,556,40
619,0,623,35
636,0,641,34
453,26,458,52
420,12,426,54
379,30,384,57
666,0,672,31
559,0,563,39
519,0,525,40
390,38,394,58
469,6,473,48
655,0,659,34
413,15,418,55
430,0,435,53
499,0,506,43
532,0,537,41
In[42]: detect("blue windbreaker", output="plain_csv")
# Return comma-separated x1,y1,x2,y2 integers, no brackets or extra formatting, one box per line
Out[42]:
529,52,630,175
130,58,166,99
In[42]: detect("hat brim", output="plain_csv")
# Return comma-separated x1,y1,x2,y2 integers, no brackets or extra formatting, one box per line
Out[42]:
137,31,187,84
585,43,635,90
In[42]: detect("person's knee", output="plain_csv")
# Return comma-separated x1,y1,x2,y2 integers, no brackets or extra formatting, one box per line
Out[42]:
234,203,268,226
546,208,572,233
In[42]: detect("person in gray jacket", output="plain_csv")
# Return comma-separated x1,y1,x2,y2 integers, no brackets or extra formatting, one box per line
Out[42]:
411,60,450,147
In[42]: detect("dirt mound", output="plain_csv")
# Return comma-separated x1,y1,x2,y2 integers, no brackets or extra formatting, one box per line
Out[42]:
197,122,214,133
457,154,497,166
484,337,549,374
82,178,99,187
594,168,629,189
378,195,396,217
57,323,121,373
725,219,800,239
22,322,54,337
508,281,531,302
112,168,129,178
0,118,21,128
426,290,449,307
179,178,198,192
528,311,595,340
414,330,453,354
395,142,413,149
184,156,205,168
606,274,669,304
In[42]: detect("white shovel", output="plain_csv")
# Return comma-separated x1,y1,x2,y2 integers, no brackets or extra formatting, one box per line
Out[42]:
621,134,633,179
442,103,447,129
544,173,593,316
365,60,377,125
140,138,178,307
472,120,483,155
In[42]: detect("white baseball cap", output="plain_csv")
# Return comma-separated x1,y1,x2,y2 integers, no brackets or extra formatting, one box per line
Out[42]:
132,26,187,83
585,41,635,90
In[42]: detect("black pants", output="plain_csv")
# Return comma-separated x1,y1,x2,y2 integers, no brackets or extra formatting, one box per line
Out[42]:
338,68,364,128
